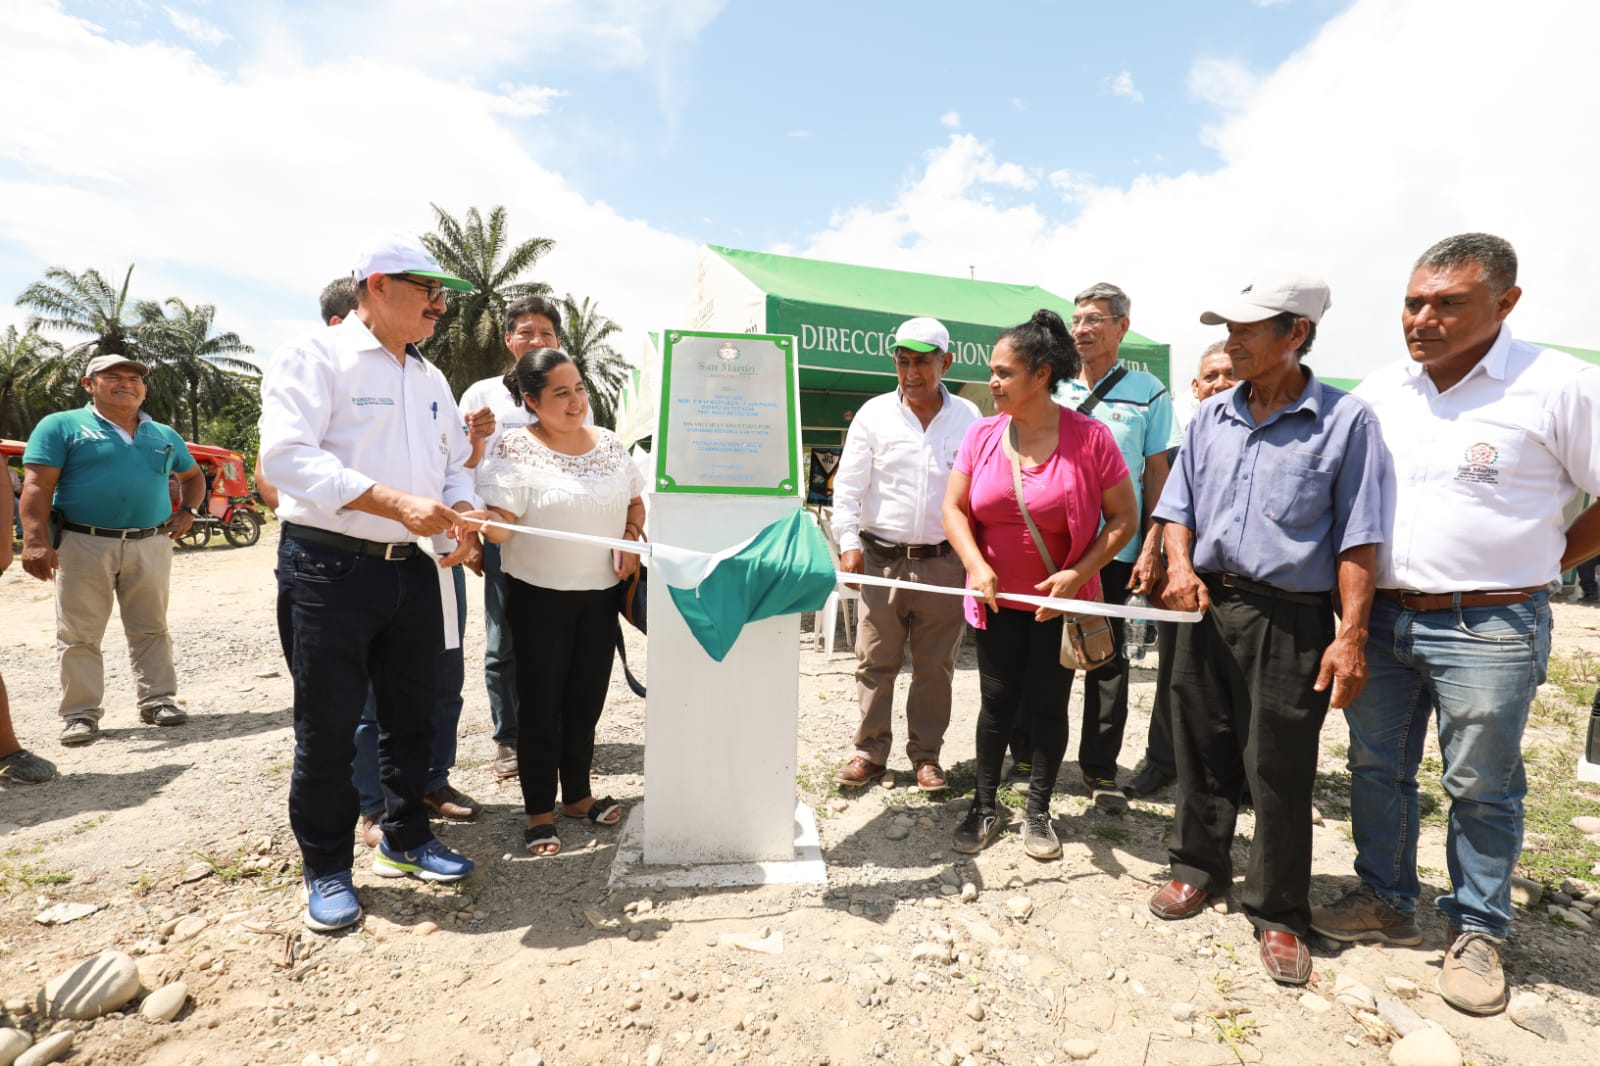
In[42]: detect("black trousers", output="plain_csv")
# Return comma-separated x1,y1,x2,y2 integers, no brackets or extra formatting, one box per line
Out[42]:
1168,577,1333,937
507,578,619,816
1142,619,1180,773
974,607,1075,815
281,537,440,879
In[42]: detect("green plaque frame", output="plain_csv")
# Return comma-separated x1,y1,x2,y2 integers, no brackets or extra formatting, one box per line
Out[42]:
655,329,800,496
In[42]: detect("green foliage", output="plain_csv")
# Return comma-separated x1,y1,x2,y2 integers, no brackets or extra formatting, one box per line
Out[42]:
199,382,262,470
0,325,69,437
137,297,258,441
561,294,630,430
15,263,140,363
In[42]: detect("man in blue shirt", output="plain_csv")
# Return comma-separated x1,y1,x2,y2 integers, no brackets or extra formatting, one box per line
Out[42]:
19,354,205,746
1050,283,1180,813
1148,277,1384,988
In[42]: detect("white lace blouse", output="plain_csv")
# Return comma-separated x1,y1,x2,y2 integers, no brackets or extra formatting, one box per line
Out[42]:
478,427,645,591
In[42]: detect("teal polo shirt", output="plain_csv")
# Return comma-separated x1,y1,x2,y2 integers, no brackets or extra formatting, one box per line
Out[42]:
1054,361,1180,562
24,404,196,529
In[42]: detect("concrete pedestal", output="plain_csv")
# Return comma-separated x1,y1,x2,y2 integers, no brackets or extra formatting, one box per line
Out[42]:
642,494,806,865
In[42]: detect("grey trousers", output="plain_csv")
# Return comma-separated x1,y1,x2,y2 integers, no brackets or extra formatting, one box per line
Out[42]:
54,530,178,719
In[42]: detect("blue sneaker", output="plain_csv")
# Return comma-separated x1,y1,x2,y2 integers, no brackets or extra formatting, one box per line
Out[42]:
373,837,475,883
303,871,362,932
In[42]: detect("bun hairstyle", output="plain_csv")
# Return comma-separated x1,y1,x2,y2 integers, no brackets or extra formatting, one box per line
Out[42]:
503,347,574,408
997,309,1080,388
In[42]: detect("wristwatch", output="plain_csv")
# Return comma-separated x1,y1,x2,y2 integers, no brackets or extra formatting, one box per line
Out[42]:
187,506,205,518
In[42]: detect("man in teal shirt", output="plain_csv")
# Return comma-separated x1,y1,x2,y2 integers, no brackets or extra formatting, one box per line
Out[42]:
1052,283,1180,812
20,354,204,746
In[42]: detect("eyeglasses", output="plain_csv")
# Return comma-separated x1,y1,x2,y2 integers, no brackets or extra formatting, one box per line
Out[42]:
388,275,447,302
1070,313,1122,329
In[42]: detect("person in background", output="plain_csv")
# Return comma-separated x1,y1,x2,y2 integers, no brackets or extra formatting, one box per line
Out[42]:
831,316,979,793
1313,233,1600,1015
1150,275,1383,988
1126,341,1236,798
942,310,1137,861
457,295,568,783
473,348,644,858
0,483,56,783
20,354,204,746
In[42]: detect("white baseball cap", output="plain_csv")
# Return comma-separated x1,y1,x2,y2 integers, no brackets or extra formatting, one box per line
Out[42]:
1199,276,1332,326
889,316,950,353
85,354,150,376
352,232,472,292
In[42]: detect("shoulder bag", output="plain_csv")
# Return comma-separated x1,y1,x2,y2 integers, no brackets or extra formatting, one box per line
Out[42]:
1000,420,1118,671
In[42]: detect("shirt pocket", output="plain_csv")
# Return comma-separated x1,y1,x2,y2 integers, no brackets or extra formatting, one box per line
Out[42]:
1260,450,1335,528
139,440,176,476
1443,426,1527,497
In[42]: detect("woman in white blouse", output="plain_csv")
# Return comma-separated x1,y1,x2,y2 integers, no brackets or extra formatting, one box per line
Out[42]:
474,349,645,857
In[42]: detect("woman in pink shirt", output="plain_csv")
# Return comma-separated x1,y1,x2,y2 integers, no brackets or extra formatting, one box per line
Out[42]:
942,310,1137,859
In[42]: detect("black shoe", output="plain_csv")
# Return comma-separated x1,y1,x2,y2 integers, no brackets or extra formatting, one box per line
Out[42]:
1084,774,1129,815
952,806,1007,854
1125,758,1175,798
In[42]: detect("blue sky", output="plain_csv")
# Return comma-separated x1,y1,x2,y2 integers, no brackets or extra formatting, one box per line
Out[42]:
1,0,1595,399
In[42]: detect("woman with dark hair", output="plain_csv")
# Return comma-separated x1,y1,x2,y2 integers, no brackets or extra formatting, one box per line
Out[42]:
942,310,1139,859
473,348,645,857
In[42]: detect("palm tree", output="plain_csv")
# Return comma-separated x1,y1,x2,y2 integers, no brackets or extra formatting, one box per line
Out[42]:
136,298,257,440
0,326,68,438
15,265,142,368
420,204,554,392
560,295,631,430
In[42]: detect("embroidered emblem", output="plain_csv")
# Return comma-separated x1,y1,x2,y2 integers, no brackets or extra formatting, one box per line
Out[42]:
1455,441,1501,486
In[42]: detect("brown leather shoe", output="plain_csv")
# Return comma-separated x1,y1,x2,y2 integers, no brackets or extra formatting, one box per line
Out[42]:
493,744,519,780
1258,929,1312,985
834,756,887,787
1148,879,1208,921
357,815,382,849
915,760,948,791
424,785,482,820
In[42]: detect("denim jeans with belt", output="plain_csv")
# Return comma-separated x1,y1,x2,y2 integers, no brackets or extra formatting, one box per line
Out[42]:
1343,590,1551,940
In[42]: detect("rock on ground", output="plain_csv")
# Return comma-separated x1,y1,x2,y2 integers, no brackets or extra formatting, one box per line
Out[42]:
38,951,141,1020
139,980,189,1023
14,1032,72,1066
1508,991,1566,1042
1389,1025,1463,1066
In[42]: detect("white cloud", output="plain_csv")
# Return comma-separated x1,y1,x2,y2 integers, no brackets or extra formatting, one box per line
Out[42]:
1103,70,1143,104
0,0,697,364
1047,169,1100,204
1252,0,1291,7
163,5,229,47
786,0,1600,404
491,83,565,118
939,110,960,129
785,129,809,139
1187,57,1259,112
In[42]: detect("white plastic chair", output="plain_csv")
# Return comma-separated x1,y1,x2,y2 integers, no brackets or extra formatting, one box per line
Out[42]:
806,508,859,655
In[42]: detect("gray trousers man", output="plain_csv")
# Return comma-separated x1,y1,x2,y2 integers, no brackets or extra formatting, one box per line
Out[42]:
55,531,179,720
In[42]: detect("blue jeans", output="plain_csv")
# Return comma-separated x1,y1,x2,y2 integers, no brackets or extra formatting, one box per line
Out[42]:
352,565,466,815
481,540,519,746
280,536,441,879
1344,591,1551,940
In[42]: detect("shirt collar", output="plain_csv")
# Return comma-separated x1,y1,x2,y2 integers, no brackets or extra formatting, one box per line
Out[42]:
340,314,426,367
1063,358,1124,393
85,402,152,429
1222,366,1320,428
897,382,952,410
1402,323,1514,391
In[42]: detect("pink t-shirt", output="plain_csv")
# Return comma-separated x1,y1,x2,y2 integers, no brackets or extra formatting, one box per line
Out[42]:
953,408,1130,627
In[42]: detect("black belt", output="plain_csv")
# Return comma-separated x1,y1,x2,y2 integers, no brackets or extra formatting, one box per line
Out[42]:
1204,572,1330,607
860,530,952,559
283,522,423,561
62,521,162,541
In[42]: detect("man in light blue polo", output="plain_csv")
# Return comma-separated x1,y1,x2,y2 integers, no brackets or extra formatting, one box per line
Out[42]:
19,354,205,746
1051,282,1180,813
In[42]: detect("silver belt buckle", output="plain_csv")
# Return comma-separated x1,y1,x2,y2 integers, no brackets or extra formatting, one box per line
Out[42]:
383,542,406,561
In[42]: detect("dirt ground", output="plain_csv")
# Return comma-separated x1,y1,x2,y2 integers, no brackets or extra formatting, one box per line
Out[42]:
3,530,1600,1066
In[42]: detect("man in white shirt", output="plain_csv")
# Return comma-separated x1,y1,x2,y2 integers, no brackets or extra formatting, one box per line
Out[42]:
260,233,483,933
457,296,564,782
1312,233,1600,1016
832,317,980,791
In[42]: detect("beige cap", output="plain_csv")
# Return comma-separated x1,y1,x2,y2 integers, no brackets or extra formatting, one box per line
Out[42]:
1199,276,1332,326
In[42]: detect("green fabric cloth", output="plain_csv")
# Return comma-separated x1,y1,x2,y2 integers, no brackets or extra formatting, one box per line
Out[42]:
662,509,837,662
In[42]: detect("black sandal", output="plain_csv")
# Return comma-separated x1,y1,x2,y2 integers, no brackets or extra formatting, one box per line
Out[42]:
524,823,561,856
562,795,623,826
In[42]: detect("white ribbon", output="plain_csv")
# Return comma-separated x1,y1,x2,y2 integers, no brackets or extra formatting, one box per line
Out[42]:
460,515,1202,624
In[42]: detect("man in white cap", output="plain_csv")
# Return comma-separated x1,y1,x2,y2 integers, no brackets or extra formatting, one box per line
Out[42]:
1147,277,1386,987
259,233,482,933
1313,233,1600,1016
832,317,980,790
19,353,205,746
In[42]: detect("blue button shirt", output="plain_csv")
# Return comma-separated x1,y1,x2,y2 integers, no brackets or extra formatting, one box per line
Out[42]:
23,405,195,529
1153,371,1385,593
1054,361,1180,562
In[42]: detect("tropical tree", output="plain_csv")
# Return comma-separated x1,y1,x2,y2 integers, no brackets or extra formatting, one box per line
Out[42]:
136,298,258,441
560,294,631,430
0,325,68,437
420,203,554,392
15,264,143,368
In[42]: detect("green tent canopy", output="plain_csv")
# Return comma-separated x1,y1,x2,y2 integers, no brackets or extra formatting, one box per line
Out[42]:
688,245,1171,446
1535,341,1600,367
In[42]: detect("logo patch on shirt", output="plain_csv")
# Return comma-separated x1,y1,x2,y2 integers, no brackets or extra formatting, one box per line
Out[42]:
1455,441,1501,485
351,396,395,407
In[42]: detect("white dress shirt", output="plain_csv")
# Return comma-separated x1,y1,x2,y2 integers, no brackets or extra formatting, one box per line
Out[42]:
460,371,597,478
831,385,981,553
1356,325,1600,592
259,316,476,543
